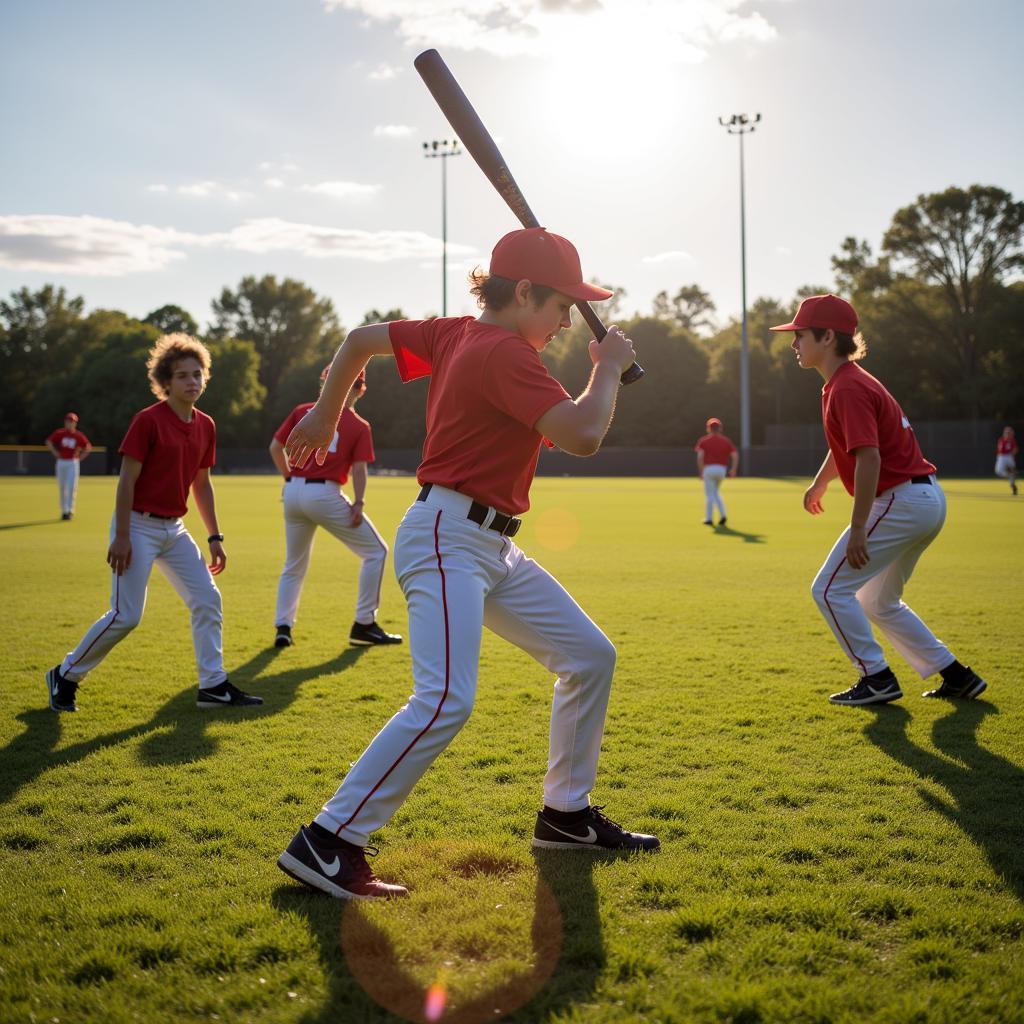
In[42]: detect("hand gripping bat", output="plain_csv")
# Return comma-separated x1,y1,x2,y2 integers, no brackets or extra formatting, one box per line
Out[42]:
414,48,644,386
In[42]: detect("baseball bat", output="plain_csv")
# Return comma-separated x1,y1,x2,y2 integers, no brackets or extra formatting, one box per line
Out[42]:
414,48,644,386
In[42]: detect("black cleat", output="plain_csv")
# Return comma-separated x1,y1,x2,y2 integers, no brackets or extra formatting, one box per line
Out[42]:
278,824,408,899
274,624,293,648
349,621,403,647
46,665,78,712
718,516,727,526
532,805,660,852
196,679,263,708
829,675,903,706
923,668,987,700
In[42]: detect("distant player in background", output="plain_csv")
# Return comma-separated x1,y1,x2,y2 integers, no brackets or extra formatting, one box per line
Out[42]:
771,294,987,707
995,426,1018,496
46,412,92,520
45,334,262,713
268,366,401,650
694,417,738,525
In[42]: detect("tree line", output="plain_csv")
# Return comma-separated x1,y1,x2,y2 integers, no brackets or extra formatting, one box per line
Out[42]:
1,184,1020,455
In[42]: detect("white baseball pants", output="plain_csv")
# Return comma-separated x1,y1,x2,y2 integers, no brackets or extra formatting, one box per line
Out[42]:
56,459,79,515
995,454,1016,478
703,464,728,521
274,478,388,627
316,484,616,847
61,511,226,688
810,477,954,680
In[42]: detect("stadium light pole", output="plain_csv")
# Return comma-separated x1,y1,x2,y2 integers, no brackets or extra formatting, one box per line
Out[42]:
718,112,761,475
422,138,462,315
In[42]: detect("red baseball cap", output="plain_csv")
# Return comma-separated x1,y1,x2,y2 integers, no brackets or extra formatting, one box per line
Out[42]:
490,228,612,303
706,417,722,430
64,412,79,422
769,294,858,334
320,364,366,387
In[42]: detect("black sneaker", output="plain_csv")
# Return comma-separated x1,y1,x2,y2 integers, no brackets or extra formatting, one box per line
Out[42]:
718,516,727,526
196,679,263,708
829,675,903,706
349,621,403,647
274,624,293,648
923,668,987,700
46,665,78,712
532,806,660,852
702,520,713,526
61,513,71,521
278,824,408,899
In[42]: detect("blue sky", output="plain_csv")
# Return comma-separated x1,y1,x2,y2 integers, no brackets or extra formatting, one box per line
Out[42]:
1,0,1021,332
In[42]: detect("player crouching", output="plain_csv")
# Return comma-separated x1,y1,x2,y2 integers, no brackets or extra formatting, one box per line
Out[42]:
45,334,261,712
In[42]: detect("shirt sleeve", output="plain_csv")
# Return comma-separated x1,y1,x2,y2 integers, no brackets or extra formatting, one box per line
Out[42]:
832,386,880,454
352,421,375,464
273,408,300,445
47,430,61,445
119,412,154,463
78,432,91,448
483,339,571,431
694,437,706,453
389,319,437,382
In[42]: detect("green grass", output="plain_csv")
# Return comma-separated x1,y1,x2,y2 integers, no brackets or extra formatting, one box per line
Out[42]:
2,474,1022,1024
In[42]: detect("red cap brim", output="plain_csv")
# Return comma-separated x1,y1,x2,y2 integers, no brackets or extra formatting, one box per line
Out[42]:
768,321,800,332
561,281,614,303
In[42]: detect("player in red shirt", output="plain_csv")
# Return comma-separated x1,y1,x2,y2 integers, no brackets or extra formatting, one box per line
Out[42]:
694,417,738,525
45,334,261,713
268,366,401,649
276,227,659,900
46,412,92,520
994,426,1018,496
771,294,987,706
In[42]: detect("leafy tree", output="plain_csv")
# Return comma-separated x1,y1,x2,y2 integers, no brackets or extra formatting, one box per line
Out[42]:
143,303,199,336
201,338,267,447
360,308,406,326
651,284,717,334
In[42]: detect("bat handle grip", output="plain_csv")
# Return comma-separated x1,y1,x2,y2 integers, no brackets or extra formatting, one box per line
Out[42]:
576,302,645,387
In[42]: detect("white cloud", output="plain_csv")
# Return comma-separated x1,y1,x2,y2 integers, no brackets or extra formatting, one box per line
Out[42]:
176,180,253,201
373,124,415,138
0,213,470,276
146,183,169,193
367,61,401,80
264,177,286,189
322,0,776,61
298,180,381,200
641,250,694,264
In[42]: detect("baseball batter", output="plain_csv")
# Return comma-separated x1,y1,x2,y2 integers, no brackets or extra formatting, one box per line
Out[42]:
46,412,92,520
268,366,401,649
771,295,987,706
277,227,659,900
695,417,737,525
995,425,1018,496
45,334,262,713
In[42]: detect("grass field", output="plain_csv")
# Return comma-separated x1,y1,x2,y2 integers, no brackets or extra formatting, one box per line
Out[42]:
2,474,1022,1024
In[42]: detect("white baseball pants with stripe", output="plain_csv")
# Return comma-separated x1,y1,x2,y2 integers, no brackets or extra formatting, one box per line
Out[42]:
60,511,226,688
995,454,1016,478
810,477,954,680
274,478,388,627
56,459,79,515
316,485,615,847
703,464,727,521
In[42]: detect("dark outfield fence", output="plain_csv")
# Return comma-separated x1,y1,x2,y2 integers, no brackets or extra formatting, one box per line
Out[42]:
0,421,1007,478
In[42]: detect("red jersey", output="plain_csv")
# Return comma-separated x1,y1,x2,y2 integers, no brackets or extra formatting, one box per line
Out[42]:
695,433,736,466
48,428,90,460
275,404,374,484
390,317,571,515
119,401,216,518
997,437,1018,456
821,362,935,497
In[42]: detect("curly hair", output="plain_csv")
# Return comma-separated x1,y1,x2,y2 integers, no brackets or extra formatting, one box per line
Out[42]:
468,267,555,311
146,333,212,399
811,326,868,361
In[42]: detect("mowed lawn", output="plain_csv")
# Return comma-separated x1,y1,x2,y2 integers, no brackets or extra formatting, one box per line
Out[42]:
1,474,1022,1024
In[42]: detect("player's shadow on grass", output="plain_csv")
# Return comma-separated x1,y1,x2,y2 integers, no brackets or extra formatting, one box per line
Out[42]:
863,701,1024,903
0,647,368,807
0,519,64,531
272,850,606,1023
712,523,765,544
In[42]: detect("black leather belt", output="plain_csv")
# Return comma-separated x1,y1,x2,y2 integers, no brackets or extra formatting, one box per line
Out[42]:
910,475,933,485
133,508,176,520
417,483,522,538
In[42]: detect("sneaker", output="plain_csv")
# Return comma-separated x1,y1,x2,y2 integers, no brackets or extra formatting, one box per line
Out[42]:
349,621,403,647
532,805,660,852
277,824,408,899
274,624,293,648
829,675,903,706
702,520,713,526
718,516,727,526
196,679,263,708
46,665,78,712
923,668,987,700
61,513,71,521
1012,481,1018,496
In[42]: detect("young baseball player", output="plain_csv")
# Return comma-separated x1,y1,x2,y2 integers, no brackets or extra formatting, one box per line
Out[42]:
45,334,262,712
770,294,987,707
277,227,659,899
695,417,738,525
268,366,401,649
995,426,1018,496
46,412,92,520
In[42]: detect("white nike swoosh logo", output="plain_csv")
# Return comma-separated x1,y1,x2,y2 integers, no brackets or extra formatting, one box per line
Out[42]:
867,685,891,696
546,822,598,844
302,831,341,876
200,690,232,702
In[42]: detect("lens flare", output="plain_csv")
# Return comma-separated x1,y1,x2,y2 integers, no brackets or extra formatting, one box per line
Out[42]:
424,980,447,1021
